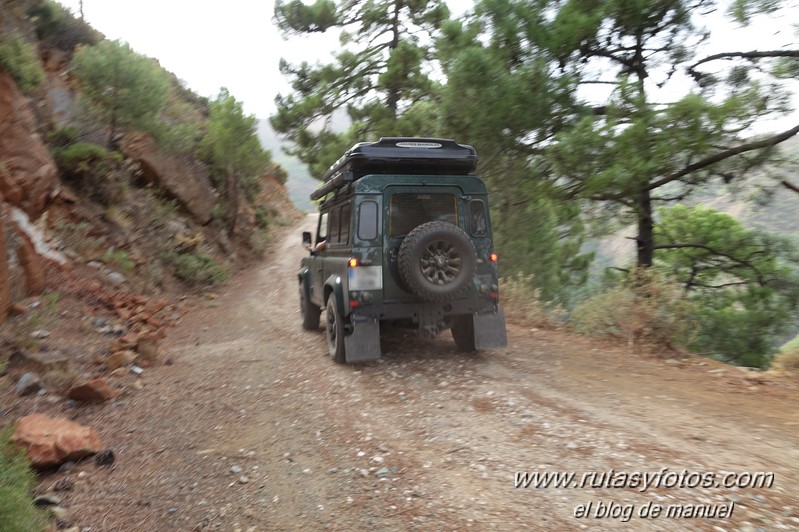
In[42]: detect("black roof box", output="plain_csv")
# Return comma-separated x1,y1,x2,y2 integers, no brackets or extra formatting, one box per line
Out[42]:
310,137,478,201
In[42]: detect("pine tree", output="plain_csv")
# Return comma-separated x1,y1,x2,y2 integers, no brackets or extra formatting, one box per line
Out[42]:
271,0,451,177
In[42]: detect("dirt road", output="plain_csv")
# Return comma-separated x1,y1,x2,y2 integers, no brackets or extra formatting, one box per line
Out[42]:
62,215,799,531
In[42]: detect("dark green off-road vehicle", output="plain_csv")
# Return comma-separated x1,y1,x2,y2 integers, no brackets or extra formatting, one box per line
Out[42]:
299,137,507,363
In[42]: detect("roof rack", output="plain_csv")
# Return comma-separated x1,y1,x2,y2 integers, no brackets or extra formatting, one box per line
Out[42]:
310,137,478,201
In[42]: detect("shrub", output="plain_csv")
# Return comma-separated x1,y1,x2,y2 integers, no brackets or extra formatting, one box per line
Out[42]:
571,268,697,351
103,248,135,275
0,33,45,94
47,126,78,148
771,349,799,376
55,141,111,172
54,142,126,204
500,273,560,327
0,425,49,531
254,205,270,230
30,0,101,52
162,252,228,286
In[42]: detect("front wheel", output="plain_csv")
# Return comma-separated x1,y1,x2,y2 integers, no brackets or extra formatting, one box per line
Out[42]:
326,297,346,363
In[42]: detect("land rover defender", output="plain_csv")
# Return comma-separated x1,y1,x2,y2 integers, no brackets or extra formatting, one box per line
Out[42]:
298,137,507,363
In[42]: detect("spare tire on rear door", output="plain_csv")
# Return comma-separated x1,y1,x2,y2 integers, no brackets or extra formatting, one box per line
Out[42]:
398,221,477,302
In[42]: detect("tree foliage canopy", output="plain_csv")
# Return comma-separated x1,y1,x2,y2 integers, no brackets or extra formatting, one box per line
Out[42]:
272,0,451,177
201,88,272,233
72,39,170,146
655,205,799,366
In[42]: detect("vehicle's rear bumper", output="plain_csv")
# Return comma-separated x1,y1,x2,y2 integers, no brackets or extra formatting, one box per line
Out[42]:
352,298,497,322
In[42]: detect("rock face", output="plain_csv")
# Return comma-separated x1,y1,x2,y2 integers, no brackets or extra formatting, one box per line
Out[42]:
0,72,62,321
12,413,103,469
120,132,217,224
0,71,58,219
0,204,9,318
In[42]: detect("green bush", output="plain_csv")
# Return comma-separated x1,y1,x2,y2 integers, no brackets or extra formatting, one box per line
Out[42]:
47,126,78,148
0,33,45,94
162,252,228,285
54,142,126,204
0,425,49,531
30,0,101,51
254,205,270,230
571,268,697,351
103,248,135,275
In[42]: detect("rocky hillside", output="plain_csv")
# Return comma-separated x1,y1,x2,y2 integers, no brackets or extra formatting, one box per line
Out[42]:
1,0,297,442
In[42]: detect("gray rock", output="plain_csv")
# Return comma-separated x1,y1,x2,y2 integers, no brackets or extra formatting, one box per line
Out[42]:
48,506,69,520
108,272,127,285
230,465,243,474
238,476,250,484
15,372,42,396
376,467,390,478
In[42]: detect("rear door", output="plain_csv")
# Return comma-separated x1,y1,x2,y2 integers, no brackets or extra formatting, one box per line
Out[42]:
383,185,464,301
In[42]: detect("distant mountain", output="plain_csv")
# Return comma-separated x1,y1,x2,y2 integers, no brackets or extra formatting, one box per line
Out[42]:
256,120,317,212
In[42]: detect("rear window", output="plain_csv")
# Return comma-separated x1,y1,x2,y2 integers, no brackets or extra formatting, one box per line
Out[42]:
469,200,487,236
389,194,457,238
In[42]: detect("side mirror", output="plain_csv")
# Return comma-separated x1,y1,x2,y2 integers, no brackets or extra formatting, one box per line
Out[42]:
302,231,312,250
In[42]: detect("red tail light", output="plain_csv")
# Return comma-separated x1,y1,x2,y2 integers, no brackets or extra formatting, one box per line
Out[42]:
348,258,358,268
489,253,498,263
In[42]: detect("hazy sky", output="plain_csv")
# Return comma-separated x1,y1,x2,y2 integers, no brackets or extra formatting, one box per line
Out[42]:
56,0,798,130
55,0,473,118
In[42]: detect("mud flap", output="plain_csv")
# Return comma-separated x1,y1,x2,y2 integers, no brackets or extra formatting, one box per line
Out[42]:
474,306,507,350
344,316,381,363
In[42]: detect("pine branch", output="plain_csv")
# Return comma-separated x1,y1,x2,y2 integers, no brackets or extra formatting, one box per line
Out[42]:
645,123,799,192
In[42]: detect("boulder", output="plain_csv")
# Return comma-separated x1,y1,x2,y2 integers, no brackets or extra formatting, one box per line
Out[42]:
14,372,42,396
12,413,103,469
0,71,58,219
67,377,119,402
120,132,217,223
105,350,136,371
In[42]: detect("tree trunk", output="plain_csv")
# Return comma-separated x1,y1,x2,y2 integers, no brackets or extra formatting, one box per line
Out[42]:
636,187,654,267
225,170,239,237
385,0,401,120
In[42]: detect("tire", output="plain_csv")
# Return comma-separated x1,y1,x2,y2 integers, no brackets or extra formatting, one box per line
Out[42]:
325,297,346,363
299,282,320,330
451,315,477,352
398,221,477,302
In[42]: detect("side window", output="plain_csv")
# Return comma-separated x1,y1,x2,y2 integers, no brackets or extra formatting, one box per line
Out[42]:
329,206,341,244
318,212,329,241
357,201,378,241
339,204,351,244
469,200,487,237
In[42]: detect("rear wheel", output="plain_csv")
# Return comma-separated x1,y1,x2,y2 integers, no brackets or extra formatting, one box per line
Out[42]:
326,297,346,363
451,315,476,352
299,283,320,330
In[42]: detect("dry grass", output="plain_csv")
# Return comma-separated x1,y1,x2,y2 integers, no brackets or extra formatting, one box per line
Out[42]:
500,273,562,327
570,268,697,353
770,349,799,377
